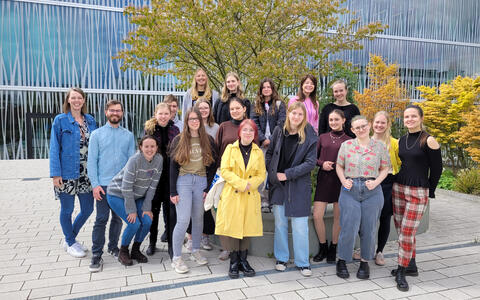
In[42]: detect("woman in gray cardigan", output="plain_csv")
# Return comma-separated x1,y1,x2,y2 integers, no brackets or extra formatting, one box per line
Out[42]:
265,102,317,277
182,68,220,121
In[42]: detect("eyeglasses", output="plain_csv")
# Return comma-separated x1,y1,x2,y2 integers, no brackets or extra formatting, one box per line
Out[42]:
108,109,122,113
353,124,368,131
188,117,200,122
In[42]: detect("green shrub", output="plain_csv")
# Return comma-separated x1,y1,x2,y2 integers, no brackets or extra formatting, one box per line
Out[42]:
454,168,480,195
437,169,456,190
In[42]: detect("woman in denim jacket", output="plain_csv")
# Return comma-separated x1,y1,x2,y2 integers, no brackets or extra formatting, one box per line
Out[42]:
50,87,97,258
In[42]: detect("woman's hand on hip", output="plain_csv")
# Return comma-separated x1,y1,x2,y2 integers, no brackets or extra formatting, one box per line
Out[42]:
127,213,137,224
143,211,153,220
170,195,179,205
365,180,378,191
277,173,287,181
53,176,63,188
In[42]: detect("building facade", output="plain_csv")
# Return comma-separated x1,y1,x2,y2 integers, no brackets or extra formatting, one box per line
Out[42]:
1,0,479,159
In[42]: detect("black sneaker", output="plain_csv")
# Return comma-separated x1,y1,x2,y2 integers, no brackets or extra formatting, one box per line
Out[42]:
89,256,103,273
107,247,120,257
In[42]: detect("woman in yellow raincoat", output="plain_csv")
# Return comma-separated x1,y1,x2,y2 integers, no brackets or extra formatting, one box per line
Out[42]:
215,119,266,279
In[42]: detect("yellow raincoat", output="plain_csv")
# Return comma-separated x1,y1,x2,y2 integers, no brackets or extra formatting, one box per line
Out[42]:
215,141,266,239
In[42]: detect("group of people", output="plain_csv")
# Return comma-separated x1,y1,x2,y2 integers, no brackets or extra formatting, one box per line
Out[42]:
49,69,442,292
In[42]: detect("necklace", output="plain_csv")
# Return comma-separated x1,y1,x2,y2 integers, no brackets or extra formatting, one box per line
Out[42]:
405,132,421,150
240,144,252,156
329,131,345,143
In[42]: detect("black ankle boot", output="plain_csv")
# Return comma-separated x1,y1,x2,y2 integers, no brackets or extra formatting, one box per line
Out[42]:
395,266,409,291
228,251,239,279
313,241,328,262
336,259,349,278
326,242,337,264
238,250,255,277
146,244,156,256
130,242,148,263
391,258,419,276
356,261,370,279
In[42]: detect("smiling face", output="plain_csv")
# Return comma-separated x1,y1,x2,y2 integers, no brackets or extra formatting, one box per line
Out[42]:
332,82,347,102
351,119,370,139
239,123,255,145
328,112,345,131
67,91,85,112
167,101,178,118
373,114,388,135
197,101,210,120
226,75,239,93
302,78,315,97
403,107,423,131
289,107,305,129
105,104,123,125
155,106,171,127
140,138,158,161
229,100,246,121
262,81,272,99
187,111,201,132
195,69,207,87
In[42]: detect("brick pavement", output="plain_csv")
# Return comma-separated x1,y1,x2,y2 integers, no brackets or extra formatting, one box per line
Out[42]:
0,159,479,299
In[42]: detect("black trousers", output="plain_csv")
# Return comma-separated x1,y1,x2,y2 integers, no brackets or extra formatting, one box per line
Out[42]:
377,174,395,253
150,190,177,259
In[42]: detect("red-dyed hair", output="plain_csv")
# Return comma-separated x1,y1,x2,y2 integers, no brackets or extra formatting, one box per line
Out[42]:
237,119,258,142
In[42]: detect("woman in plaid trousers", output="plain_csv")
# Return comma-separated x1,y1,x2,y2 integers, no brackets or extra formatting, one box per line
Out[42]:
392,105,442,292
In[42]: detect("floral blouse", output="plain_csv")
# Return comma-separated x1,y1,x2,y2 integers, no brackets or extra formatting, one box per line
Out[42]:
336,138,390,178
54,118,92,199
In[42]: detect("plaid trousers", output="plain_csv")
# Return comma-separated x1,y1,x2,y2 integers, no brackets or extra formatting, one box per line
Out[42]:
392,183,428,267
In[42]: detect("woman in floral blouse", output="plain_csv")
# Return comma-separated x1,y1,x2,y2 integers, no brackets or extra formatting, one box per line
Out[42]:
335,115,390,280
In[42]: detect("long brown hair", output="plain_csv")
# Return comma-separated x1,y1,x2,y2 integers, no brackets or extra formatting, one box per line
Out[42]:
194,98,215,127
284,102,308,144
296,74,318,109
63,87,87,114
144,103,171,134
221,72,245,102
254,78,281,116
173,107,214,166
189,68,213,101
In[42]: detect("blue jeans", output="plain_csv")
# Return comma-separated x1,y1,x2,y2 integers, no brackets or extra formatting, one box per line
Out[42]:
273,204,310,267
338,178,384,262
172,174,206,257
107,194,152,246
91,186,123,257
59,192,94,246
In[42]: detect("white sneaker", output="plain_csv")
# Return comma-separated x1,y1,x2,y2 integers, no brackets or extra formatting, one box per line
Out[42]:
299,266,312,277
275,261,287,272
201,236,212,250
171,257,189,274
184,239,193,253
63,241,88,252
190,250,208,265
67,243,86,258
218,250,230,261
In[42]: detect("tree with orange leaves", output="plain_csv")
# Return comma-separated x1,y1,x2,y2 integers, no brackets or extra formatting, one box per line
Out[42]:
354,54,409,130
455,107,480,164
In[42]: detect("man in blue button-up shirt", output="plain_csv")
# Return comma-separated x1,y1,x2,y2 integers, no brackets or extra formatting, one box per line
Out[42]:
87,100,136,272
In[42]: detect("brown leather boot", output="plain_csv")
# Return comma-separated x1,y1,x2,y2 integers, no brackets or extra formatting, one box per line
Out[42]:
118,245,133,266
131,242,148,263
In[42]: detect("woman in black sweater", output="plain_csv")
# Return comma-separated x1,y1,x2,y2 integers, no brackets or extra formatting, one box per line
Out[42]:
214,72,251,124
391,105,442,292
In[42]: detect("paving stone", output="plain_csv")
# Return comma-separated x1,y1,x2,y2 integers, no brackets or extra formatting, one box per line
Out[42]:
351,291,384,300
318,280,381,297
0,290,31,300
127,274,153,286
23,273,90,290
0,281,24,292
297,277,327,288
457,285,480,298
266,270,309,283
39,269,67,279
216,289,246,300
71,277,126,293
295,287,328,299
176,293,219,300
50,288,120,300
242,281,304,298
0,271,40,283
272,291,303,300
439,289,473,299
29,284,72,299
408,292,449,300
242,275,271,287
434,276,476,289
184,278,247,296
373,284,427,299
146,287,186,300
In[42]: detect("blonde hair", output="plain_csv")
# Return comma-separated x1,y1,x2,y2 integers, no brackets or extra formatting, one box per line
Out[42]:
144,102,171,134
373,111,392,148
284,102,308,144
221,72,245,102
190,68,212,101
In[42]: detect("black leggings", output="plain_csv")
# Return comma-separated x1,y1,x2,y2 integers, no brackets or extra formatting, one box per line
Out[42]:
376,174,395,253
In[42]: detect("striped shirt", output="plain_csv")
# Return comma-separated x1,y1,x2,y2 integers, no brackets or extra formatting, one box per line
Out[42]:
107,152,163,214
